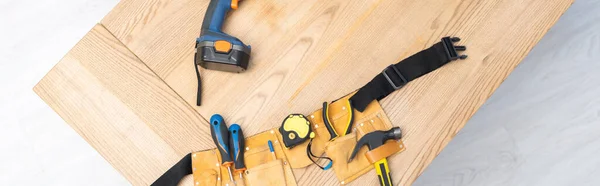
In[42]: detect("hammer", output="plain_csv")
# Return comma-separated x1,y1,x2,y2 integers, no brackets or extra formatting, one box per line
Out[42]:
348,127,402,186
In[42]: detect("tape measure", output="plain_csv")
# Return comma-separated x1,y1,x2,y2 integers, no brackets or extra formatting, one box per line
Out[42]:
279,114,315,149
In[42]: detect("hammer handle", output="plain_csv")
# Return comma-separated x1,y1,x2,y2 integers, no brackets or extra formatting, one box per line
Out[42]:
374,158,393,186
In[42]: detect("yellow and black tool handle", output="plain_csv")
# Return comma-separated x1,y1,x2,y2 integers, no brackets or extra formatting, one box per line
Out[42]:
322,102,339,141
374,158,393,186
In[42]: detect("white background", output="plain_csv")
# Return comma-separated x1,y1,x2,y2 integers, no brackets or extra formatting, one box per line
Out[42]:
1,0,598,186
0,0,126,185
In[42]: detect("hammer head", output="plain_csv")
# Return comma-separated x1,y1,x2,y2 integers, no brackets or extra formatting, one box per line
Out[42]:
347,127,402,162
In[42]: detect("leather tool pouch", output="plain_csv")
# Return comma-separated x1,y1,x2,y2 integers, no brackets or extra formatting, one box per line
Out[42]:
191,150,221,186
308,94,405,184
188,94,404,186
192,130,296,186
156,37,470,186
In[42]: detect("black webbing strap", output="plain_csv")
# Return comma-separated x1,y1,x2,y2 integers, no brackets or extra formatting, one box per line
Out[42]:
350,37,467,112
151,153,193,186
195,55,202,106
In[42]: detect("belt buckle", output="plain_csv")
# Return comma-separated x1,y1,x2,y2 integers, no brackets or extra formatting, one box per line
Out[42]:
382,65,407,90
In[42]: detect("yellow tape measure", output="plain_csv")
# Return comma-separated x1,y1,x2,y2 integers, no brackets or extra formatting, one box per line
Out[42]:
278,114,315,148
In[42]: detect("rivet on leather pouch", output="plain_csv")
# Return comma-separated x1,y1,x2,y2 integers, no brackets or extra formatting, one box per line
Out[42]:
355,111,390,138
192,150,222,186
244,145,272,169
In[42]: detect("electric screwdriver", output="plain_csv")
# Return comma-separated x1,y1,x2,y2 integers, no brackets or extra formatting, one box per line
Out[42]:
195,0,251,106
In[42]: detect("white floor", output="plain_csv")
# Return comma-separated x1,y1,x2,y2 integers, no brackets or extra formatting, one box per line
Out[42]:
0,0,598,186
0,0,126,185
413,1,600,185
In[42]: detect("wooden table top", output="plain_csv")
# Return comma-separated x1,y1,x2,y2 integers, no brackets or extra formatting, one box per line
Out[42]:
34,0,573,185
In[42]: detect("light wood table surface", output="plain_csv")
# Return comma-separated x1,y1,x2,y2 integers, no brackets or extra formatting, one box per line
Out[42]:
34,0,573,185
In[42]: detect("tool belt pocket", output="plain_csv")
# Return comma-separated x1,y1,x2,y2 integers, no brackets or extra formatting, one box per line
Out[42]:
243,130,296,186
326,133,369,183
192,150,222,186
320,95,405,184
188,130,297,186
244,144,272,168
245,159,287,186
324,112,399,184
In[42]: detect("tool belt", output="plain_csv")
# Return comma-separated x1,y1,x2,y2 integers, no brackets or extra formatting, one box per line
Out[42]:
153,37,467,186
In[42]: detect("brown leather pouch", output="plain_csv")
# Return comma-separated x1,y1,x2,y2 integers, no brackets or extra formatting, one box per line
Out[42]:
191,129,297,186
192,150,222,186
242,130,297,186
245,159,287,186
276,93,405,183
322,98,406,184
278,93,400,169
191,94,404,185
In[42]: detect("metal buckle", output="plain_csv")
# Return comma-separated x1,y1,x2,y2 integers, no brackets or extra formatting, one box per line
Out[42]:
382,65,407,90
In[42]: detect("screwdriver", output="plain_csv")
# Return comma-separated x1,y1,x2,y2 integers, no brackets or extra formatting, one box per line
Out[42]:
228,124,246,180
209,114,236,185
268,140,276,160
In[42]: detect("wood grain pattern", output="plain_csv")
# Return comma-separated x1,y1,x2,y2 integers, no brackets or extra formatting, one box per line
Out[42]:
33,0,574,185
98,0,573,185
33,24,213,185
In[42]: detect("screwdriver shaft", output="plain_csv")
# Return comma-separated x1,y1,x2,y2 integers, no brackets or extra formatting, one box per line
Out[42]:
227,166,236,185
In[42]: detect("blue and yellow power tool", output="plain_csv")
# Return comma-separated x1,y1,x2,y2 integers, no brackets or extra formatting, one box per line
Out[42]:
195,0,251,106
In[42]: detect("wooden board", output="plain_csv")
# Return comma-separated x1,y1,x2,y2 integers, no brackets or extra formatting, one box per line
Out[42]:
34,0,573,185
33,25,212,185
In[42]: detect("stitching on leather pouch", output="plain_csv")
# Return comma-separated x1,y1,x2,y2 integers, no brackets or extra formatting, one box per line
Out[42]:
245,159,286,186
325,133,372,183
355,110,390,135
244,144,274,169
354,110,387,125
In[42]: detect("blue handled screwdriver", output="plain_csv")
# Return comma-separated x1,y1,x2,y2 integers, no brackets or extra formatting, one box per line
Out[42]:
228,124,246,180
209,114,236,185
268,140,276,160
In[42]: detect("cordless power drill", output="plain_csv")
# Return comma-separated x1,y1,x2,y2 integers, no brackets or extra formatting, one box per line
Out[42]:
195,0,251,106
